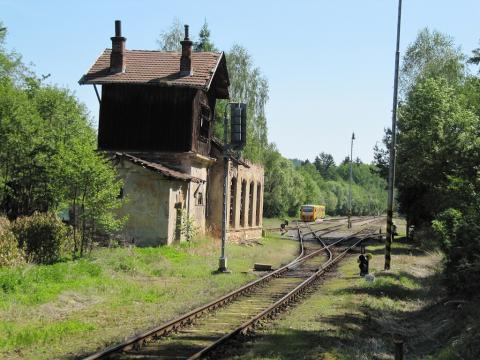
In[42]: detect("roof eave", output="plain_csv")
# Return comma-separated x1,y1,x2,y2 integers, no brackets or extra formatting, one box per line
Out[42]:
79,79,208,91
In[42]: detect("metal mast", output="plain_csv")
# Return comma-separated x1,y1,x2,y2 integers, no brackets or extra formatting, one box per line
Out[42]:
348,132,355,229
218,108,229,272
385,0,403,270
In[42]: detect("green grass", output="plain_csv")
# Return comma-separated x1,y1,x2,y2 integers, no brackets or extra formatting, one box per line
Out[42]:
0,234,299,359
0,320,95,351
226,239,449,360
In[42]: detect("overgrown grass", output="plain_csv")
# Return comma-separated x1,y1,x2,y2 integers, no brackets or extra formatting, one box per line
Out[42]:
0,234,299,359
0,319,95,351
227,239,456,360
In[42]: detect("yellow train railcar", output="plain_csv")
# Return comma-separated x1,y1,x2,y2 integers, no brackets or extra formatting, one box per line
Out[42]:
300,204,326,222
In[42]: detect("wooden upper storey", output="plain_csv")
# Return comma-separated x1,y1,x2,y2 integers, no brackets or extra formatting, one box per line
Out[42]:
80,49,229,157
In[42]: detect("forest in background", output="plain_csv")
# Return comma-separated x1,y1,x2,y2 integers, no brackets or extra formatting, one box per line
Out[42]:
157,19,388,218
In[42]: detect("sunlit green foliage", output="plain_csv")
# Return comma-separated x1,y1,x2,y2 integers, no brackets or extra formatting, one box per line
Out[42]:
0,24,124,259
0,216,24,267
400,28,465,97
0,235,299,358
392,29,480,295
194,20,216,52
215,44,269,164
262,145,387,218
156,18,183,51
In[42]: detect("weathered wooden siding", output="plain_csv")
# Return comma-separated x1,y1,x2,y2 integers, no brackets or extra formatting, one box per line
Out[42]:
99,85,196,152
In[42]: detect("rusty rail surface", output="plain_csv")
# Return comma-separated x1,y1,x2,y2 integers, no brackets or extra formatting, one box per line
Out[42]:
267,215,377,235
84,223,308,359
187,227,377,360
83,218,380,360
262,215,354,232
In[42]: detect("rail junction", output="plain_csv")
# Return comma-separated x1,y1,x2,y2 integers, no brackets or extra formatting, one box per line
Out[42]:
84,217,383,360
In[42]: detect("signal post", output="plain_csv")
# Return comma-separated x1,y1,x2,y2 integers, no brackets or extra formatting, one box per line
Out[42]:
218,103,247,273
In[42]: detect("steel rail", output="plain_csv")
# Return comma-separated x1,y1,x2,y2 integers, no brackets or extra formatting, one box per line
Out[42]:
84,222,314,359
83,220,378,359
299,216,377,237
188,228,376,360
263,215,354,232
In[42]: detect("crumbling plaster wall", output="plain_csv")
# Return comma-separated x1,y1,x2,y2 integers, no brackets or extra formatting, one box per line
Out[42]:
116,160,187,246
207,156,264,241
144,152,211,236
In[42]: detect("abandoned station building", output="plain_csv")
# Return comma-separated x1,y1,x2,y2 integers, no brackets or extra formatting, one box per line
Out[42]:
79,21,264,246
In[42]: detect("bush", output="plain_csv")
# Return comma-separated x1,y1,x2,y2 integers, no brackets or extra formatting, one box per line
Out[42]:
179,209,198,241
13,212,72,264
0,216,24,267
432,209,480,296
414,224,441,251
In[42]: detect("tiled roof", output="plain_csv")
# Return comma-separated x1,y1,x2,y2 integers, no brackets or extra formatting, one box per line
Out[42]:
79,49,224,91
115,153,204,183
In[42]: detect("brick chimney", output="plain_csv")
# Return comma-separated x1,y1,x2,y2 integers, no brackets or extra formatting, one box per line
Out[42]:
180,25,193,76
110,20,126,73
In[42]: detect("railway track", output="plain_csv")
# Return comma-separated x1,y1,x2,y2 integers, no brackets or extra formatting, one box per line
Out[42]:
267,215,379,233
84,218,381,360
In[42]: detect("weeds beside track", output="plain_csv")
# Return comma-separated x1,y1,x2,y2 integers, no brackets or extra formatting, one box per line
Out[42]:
84,218,382,360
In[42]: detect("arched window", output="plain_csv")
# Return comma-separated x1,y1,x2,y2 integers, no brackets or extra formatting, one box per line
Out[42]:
256,183,262,226
240,180,247,227
248,181,254,227
229,177,237,227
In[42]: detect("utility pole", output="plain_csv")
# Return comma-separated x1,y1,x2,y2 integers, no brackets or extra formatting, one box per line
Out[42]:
348,132,355,229
385,0,403,271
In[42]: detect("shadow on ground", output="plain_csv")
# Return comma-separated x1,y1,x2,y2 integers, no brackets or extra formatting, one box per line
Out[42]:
213,242,480,360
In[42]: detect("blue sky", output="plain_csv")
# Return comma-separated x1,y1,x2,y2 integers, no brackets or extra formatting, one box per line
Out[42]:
1,0,479,163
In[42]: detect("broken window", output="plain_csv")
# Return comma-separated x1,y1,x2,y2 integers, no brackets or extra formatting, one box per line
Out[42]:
199,104,210,140
196,192,203,206
194,184,204,206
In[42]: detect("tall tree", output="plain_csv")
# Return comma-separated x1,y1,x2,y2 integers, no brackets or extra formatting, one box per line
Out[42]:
396,75,480,295
0,25,124,254
219,45,269,163
400,28,465,96
372,128,391,181
314,152,335,179
396,77,479,225
156,18,183,51
194,20,216,52
468,41,480,67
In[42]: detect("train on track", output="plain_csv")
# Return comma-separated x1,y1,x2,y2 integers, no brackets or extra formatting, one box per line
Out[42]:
300,204,326,222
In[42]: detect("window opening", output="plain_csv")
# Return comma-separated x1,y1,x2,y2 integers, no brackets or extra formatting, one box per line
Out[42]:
256,183,261,226
229,177,237,227
248,182,254,227
240,180,247,227
199,104,210,140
